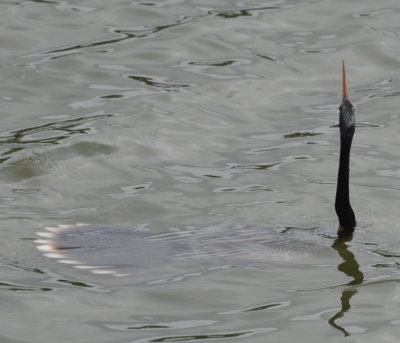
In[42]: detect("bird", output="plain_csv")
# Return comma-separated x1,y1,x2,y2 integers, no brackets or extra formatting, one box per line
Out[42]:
35,62,355,276
335,61,356,237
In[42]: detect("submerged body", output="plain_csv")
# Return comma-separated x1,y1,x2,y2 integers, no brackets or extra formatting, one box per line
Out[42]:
36,224,329,276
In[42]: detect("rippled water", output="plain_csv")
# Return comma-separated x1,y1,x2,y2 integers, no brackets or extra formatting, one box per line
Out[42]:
2,0,400,342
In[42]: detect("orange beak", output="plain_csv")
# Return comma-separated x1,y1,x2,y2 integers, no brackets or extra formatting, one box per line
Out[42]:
342,60,348,102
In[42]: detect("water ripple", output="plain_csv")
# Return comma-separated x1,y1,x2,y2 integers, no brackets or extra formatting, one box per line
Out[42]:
107,319,218,331
219,301,290,315
167,155,315,183
0,112,111,164
127,327,276,343
127,74,193,92
175,58,254,80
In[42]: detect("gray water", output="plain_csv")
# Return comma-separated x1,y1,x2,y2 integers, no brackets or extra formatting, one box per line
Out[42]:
1,0,400,341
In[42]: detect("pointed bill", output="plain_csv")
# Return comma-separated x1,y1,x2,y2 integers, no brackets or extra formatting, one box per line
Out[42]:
342,60,348,102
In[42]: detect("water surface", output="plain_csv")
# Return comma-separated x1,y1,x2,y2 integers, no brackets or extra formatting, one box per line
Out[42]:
1,0,400,342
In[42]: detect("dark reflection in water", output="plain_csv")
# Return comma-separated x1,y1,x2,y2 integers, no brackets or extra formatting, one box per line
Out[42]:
283,131,321,139
128,75,191,91
0,113,111,164
21,4,286,67
329,235,364,336
0,281,52,292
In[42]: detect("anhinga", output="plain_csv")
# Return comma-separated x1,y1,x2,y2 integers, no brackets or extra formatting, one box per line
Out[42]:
35,62,359,276
335,61,356,236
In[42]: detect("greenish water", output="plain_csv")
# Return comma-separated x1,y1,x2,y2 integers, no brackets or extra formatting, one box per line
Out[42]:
1,0,400,342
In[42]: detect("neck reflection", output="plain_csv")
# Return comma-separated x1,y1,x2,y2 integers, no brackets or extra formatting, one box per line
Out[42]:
328,234,364,336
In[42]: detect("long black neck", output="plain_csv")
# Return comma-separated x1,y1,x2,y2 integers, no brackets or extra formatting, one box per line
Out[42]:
335,131,355,233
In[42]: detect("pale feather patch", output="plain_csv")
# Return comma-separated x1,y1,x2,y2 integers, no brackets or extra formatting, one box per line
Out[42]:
43,252,67,259
36,232,54,238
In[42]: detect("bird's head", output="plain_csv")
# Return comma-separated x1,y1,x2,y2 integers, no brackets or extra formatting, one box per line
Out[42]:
339,62,355,139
